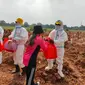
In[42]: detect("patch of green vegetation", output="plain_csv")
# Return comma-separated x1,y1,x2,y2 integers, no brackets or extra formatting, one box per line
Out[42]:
2,26,14,31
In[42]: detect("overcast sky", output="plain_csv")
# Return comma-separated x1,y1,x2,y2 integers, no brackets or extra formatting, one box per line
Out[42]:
0,0,85,26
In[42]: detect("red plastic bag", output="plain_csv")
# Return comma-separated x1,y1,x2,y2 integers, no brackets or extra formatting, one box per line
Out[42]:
0,42,3,52
4,38,17,52
0,38,8,52
44,38,57,59
3,38,9,50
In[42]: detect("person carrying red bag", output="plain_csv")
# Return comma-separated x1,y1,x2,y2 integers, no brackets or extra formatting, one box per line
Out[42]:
48,20,68,78
8,18,28,75
0,26,4,64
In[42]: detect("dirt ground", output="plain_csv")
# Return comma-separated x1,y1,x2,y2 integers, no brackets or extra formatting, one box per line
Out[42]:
0,31,85,85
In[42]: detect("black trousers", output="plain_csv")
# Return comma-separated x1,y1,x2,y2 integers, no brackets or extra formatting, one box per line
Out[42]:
26,46,40,85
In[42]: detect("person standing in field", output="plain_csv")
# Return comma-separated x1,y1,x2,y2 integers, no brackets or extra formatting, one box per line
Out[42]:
0,26,4,64
9,18,28,75
45,20,68,78
23,25,46,85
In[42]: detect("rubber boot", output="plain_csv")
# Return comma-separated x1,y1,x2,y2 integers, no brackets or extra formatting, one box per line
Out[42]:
12,65,20,73
45,59,53,71
22,67,26,74
58,71,65,78
19,67,26,75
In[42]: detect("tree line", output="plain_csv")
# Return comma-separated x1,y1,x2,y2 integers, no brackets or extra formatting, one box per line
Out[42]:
0,20,85,30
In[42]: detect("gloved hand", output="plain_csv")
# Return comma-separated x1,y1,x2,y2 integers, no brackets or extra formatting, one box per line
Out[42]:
49,39,54,44
44,37,54,44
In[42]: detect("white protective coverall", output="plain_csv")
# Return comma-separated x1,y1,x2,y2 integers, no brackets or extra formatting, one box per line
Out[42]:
0,26,4,64
47,21,68,77
9,26,28,68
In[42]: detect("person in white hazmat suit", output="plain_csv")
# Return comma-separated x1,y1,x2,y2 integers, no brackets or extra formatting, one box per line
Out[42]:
9,18,28,74
0,26,4,64
45,20,68,78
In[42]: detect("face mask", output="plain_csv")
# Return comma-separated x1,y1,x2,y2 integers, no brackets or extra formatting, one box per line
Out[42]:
55,25,61,30
15,24,21,29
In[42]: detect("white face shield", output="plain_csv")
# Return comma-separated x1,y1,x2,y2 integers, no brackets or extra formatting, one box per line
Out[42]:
55,21,64,40
15,22,21,28
55,25,63,30
55,20,63,30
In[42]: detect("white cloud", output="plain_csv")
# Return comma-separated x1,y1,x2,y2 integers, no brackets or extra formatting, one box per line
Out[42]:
0,0,85,26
